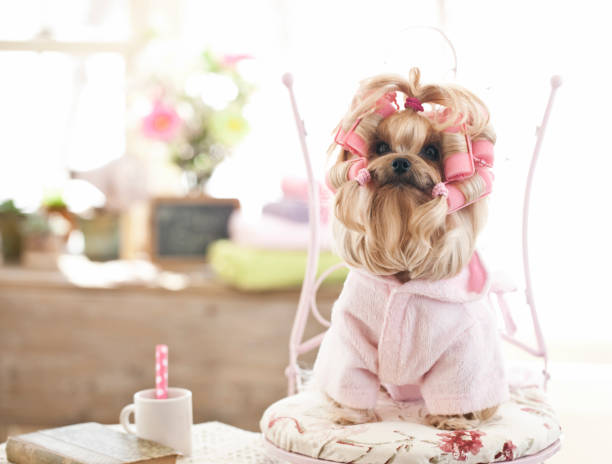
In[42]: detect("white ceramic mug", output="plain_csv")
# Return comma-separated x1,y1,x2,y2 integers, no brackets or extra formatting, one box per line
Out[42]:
120,387,193,456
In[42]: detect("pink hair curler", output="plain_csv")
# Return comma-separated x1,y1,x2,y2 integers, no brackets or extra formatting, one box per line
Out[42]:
377,92,400,117
444,167,494,213
441,139,494,182
435,118,496,213
334,119,369,157
334,93,399,157
347,157,368,181
325,157,369,193
472,139,494,167
443,150,476,182
328,92,399,190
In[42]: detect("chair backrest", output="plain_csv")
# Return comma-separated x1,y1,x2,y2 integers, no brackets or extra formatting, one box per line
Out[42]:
282,73,562,395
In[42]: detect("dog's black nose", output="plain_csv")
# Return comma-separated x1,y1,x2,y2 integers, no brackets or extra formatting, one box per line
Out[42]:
391,157,411,174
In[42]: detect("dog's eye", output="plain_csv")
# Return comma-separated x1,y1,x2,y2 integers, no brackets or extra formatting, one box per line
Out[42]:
420,144,439,161
375,141,391,155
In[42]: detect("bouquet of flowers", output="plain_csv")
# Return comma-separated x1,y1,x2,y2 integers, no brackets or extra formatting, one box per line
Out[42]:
139,50,253,191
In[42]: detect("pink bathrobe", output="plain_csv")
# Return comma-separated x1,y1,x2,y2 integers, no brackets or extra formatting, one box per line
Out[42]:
313,254,508,415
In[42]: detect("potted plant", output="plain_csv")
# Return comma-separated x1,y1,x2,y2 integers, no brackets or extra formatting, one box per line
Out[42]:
21,213,64,269
0,200,25,264
78,209,120,262
42,193,76,243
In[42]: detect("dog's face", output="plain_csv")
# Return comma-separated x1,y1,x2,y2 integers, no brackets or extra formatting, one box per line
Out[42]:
367,110,442,202
330,72,493,281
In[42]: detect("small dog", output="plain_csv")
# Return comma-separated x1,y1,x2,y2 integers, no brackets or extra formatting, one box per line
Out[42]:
312,68,508,430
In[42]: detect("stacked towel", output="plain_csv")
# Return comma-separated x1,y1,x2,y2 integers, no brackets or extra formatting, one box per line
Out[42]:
208,177,346,290
208,240,347,291
228,210,334,251
262,176,332,225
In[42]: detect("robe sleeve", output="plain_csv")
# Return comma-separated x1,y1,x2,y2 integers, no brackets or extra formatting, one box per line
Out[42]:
313,304,380,410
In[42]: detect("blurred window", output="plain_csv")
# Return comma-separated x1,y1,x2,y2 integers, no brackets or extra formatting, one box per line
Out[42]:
0,0,130,209
0,0,129,41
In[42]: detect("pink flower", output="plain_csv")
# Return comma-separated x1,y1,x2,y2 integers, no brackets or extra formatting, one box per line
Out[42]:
494,440,517,461
142,100,181,141
437,430,485,461
221,53,253,68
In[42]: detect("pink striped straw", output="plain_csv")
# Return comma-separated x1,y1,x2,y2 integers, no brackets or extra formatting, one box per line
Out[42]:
155,344,168,399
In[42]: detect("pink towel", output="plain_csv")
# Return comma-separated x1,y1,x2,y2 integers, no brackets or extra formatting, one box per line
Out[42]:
281,176,333,204
313,254,508,415
228,210,333,250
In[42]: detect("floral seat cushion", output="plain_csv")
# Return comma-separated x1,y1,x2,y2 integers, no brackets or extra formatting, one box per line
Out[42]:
260,385,561,463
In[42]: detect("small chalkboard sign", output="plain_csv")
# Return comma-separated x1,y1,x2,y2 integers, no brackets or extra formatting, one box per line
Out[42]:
150,196,239,263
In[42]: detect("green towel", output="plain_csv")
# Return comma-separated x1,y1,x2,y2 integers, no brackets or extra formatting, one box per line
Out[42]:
208,240,348,291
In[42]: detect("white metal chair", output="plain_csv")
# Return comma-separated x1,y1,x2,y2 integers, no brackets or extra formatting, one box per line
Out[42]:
261,73,563,464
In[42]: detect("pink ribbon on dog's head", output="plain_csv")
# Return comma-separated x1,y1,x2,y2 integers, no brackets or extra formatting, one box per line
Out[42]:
355,168,371,186
432,182,448,197
347,158,370,186
404,97,424,112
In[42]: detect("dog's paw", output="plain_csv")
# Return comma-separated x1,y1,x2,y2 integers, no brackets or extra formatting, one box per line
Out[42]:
426,406,499,430
325,396,379,425
333,407,379,426
426,414,478,430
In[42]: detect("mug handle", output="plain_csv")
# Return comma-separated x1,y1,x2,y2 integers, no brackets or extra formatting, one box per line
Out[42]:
120,404,137,435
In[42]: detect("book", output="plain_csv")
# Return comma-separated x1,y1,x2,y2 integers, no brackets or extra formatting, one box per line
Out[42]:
6,422,180,464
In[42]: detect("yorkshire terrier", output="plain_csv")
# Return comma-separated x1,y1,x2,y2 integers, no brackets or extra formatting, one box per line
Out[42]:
312,68,508,430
